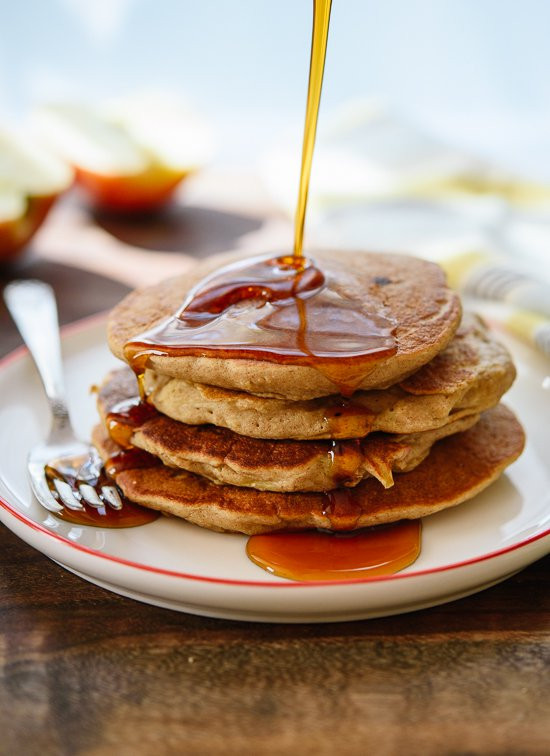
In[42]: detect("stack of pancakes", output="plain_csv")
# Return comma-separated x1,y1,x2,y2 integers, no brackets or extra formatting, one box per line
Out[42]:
93,250,524,534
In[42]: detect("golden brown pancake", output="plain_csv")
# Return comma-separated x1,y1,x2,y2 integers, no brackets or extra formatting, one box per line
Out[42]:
92,404,525,535
97,368,479,491
143,313,515,439
107,249,461,399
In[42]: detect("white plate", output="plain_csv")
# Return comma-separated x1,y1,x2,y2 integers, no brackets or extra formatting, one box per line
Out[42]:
1,314,549,623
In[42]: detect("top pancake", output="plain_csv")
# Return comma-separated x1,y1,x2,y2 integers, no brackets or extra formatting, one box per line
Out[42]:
107,249,461,399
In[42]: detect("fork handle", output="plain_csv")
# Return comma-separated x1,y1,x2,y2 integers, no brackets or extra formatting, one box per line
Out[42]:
4,280,70,426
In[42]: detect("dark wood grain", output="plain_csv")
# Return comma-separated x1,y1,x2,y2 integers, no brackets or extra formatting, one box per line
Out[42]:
0,195,549,755
0,526,548,755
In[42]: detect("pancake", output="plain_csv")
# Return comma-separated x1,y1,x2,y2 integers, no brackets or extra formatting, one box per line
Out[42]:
143,313,515,439
97,368,479,491
92,404,525,535
107,249,461,400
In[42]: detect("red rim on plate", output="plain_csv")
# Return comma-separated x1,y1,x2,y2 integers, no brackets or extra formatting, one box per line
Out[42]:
1,313,549,589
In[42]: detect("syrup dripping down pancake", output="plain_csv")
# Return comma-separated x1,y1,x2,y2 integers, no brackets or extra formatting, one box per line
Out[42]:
92,405,524,535
142,313,515,440
96,368,479,492
107,249,461,400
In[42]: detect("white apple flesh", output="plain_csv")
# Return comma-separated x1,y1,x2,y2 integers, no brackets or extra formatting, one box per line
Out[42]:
33,96,213,213
0,129,73,261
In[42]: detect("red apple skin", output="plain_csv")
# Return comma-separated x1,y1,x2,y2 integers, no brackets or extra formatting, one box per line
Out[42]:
0,194,58,262
75,164,192,213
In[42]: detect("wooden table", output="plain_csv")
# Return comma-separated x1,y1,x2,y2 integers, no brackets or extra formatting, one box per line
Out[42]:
1,183,549,755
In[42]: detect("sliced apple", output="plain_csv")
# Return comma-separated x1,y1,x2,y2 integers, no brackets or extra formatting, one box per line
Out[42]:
73,162,190,213
0,129,73,261
33,96,213,213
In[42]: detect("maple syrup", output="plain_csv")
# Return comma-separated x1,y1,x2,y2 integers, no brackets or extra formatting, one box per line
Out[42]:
104,448,160,477
41,389,162,527
124,253,397,396
321,488,362,531
45,454,159,528
293,0,332,258
246,520,421,581
106,397,159,449
327,439,363,487
324,397,376,437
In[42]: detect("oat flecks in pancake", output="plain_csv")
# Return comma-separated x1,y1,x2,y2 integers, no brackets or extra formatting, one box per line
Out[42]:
107,249,461,399
144,313,515,440
97,368,479,492
92,405,525,535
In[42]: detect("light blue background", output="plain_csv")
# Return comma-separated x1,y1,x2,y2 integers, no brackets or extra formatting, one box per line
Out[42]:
2,1,550,174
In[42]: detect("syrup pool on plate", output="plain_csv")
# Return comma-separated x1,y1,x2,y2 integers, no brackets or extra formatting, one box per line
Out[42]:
247,521,422,582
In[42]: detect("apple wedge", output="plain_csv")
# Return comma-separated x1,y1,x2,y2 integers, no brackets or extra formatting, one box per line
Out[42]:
33,96,213,213
0,129,73,261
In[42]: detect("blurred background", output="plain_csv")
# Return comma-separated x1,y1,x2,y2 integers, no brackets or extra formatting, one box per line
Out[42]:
3,0,550,172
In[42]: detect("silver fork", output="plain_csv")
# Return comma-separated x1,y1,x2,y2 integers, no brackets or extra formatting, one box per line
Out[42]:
4,280,122,514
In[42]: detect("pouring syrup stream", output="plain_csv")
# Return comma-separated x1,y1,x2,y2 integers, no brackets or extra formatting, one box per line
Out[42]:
245,0,419,580
293,0,332,260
